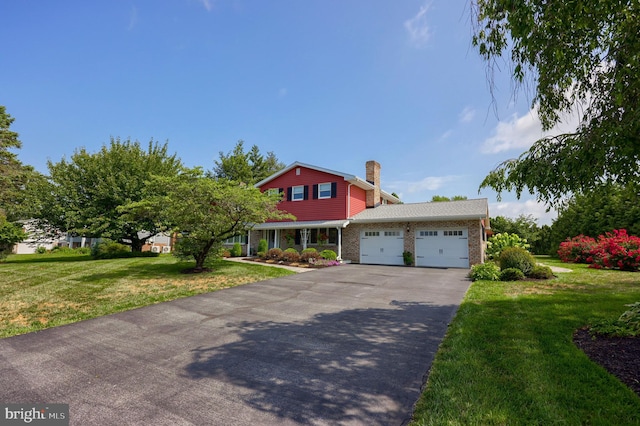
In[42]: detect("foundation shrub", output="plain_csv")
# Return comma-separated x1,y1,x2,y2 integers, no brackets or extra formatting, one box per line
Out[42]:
500,267,525,281
266,248,283,261
499,247,536,275
468,262,500,281
320,250,337,260
282,248,301,263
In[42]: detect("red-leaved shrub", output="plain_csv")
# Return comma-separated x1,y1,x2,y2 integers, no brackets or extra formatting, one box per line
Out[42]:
558,229,640,272
557,235,596,263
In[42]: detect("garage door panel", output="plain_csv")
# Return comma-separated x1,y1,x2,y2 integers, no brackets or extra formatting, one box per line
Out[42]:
360,230,404,266
415,229,469,268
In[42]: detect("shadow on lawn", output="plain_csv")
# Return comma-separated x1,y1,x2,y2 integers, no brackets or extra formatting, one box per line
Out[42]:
182,301,454,425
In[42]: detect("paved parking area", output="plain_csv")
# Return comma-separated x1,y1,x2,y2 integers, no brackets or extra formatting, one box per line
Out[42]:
0,265,471,425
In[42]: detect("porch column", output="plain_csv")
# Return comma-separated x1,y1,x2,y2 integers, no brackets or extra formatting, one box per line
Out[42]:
336,227,342,260
301,229,309,250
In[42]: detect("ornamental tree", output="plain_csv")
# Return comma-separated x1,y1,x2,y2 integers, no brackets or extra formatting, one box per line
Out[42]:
473,1,640,204
125,169,293,271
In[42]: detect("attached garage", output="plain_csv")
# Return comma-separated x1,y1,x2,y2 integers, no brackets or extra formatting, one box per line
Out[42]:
415,229,469,268
360,229,404,265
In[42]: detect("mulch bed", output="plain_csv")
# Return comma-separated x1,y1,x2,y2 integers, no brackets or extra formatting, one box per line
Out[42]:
573,328,640,396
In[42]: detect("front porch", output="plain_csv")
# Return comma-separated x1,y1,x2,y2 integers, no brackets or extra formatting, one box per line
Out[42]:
250,220,349,260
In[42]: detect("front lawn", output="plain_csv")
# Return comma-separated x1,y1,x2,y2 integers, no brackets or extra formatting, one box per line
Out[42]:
411,257,640,425
0,253,294,338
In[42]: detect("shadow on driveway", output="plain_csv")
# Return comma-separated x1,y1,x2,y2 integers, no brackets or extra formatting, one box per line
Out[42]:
182,301,455,425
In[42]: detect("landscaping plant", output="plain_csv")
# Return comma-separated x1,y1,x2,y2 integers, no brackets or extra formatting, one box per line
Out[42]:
320,250,337,260
498,246,536,275
468,262,500,282
486,232,530,260
558,229,640,271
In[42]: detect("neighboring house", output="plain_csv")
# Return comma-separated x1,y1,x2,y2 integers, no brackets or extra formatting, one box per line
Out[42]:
247,160,489,268
12,220,67,254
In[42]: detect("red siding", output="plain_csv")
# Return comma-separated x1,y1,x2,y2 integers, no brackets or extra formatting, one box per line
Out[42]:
349,186,367,216
260,166,356,221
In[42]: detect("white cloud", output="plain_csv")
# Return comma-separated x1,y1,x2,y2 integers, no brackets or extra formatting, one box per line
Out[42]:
128,6,138,30
490,199,557,226
459,106,476,123
404,3,431,47
481,105,581,154
388,175,459,196
198,0,214,11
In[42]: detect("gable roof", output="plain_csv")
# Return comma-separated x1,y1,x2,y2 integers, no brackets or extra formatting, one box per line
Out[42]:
350,198,489,223
255,161,400,204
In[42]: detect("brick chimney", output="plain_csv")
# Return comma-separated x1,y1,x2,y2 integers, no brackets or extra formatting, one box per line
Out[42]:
365,160,381,208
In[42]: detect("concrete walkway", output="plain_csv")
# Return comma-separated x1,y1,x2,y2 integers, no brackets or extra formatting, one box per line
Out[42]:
0,265,471,425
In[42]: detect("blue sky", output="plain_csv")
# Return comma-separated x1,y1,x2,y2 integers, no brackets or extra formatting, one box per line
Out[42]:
1,1,575,225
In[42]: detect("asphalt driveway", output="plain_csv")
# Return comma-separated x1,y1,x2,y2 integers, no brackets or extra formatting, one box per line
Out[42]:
0,264,471,425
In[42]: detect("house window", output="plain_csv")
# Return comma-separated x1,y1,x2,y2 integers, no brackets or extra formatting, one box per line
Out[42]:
300,228,338,244
385,231,400,237
292,186,304,201
224,234,247,244
364,231,380,237
318,183,332,199
443,230,463,237
419,231,438,237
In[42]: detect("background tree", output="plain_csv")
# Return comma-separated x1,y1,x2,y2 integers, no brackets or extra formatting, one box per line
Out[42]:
0,105,39,222
212,140,285,184
431,195,468,202
549,184,640,252
42,138,183,251
129,169,293,271
489,214,551,254
474,1,640,204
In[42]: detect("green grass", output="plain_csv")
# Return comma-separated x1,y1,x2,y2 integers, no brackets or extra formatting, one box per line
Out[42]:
0,253,294,338
411,257,640,425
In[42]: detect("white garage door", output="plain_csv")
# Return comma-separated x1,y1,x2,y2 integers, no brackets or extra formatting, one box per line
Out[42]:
415,229,469,268
360,230,404,265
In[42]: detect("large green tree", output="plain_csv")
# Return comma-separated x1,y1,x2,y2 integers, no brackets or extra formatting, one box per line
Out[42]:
212,140,285,184
127,169,292,271
43,138,183,251
474,1,640,204
550,183,640,251
0,105,38,221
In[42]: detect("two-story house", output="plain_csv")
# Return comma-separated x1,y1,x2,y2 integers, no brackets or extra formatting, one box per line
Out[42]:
248,160,489,268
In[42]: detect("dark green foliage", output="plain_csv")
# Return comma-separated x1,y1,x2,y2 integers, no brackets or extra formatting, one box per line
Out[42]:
231,242,242,257
499,247,536,275
266,248,283,260
212,140,285,184
35,246,47,254
403,251,414,266
91,240,130,259
500,268,525,281
474,1,640,204
258,239,268,254
320,250,337,260
0,215,26,261
469,262,500,281
528,265,555,280
591,302,640,337
282,248,300,263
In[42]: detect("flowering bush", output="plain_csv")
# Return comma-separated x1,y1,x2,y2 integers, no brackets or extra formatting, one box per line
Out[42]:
558,229,640,271
588,229,640,271
486,233,530,260
557,235,596,263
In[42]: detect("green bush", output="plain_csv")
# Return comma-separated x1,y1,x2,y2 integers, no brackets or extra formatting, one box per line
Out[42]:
231,242,242,257
283,248,301,262
258,239,268,254
35,246,47,254
528,265,555,279
91,240,131,259
403,251,414,266
266,248,283,260
50,246,75,254
76,247,91,255
590,302,640,337
499,247,536,275
486,233,531,260
469,262,500,281
257,251,266,259
301,248,317,254
91,240,159,260
320,249,337,260
500,267,525,281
